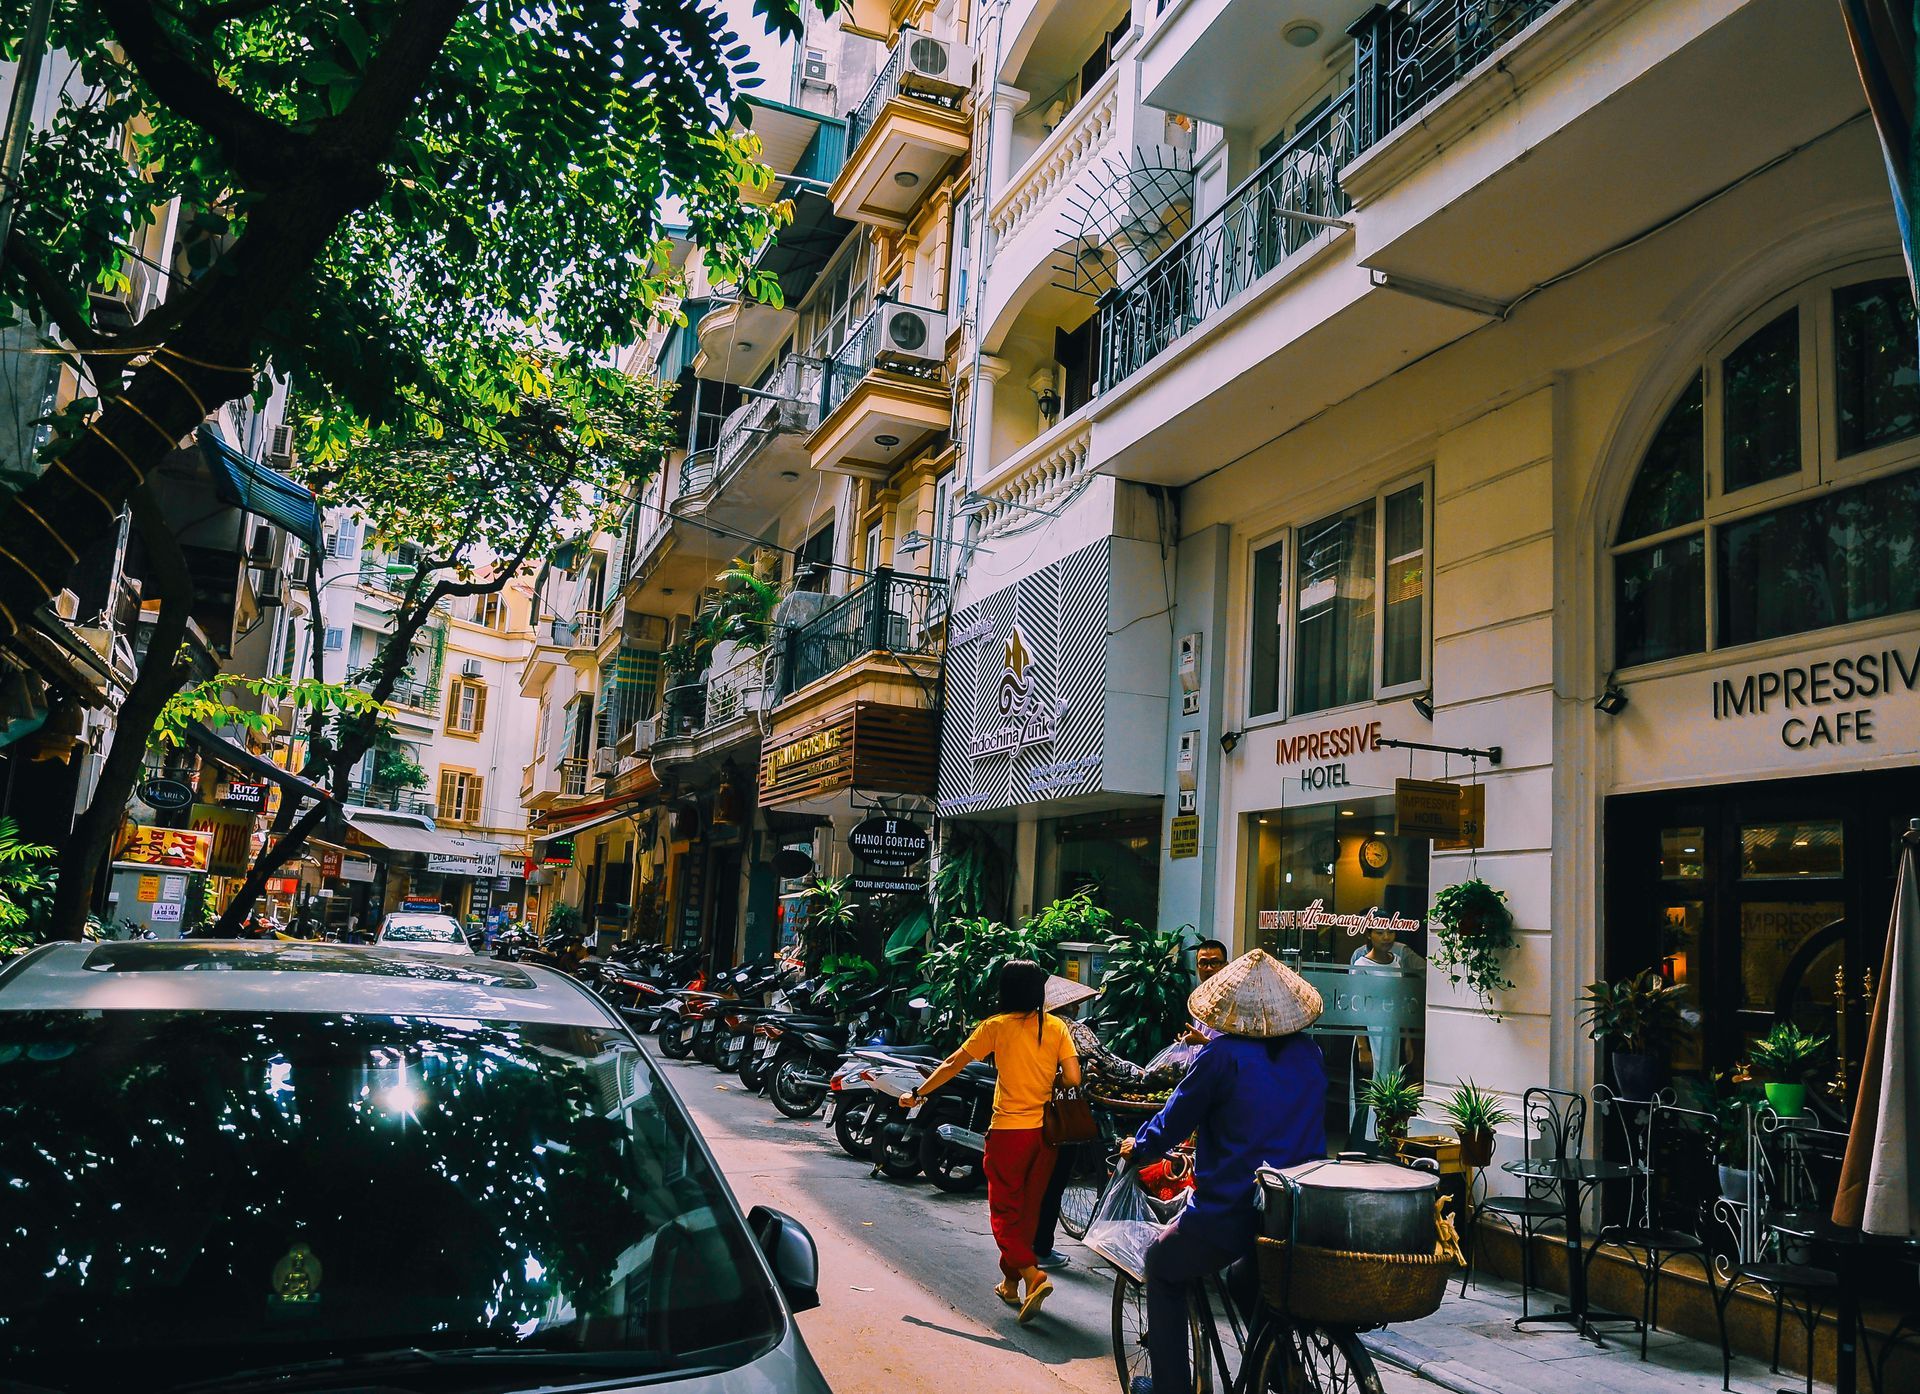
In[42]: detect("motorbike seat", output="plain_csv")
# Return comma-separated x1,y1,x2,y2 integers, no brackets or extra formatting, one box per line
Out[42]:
957,1061,997,1082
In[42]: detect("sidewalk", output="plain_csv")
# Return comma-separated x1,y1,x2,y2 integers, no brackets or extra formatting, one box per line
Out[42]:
1364,1274,1832,1394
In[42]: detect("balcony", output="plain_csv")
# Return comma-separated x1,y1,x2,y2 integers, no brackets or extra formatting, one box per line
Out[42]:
829,27,969,228
779,569,945,699
672,356,824,534
345,780,436,818
649,647,772,783
808,306,951,479
1141,0,1367,136
560,757,589,799
570,610,602,648
692,294,795,387
367,677,439,717
1097,89,1355,394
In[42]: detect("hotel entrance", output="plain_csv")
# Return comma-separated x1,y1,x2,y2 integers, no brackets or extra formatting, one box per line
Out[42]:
1604,768,1912,1124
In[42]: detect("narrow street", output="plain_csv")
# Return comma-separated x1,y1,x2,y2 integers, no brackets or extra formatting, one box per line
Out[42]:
660,1047,1432,1394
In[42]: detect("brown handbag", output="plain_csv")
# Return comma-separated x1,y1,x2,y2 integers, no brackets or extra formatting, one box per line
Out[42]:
1043,1075,1098,1146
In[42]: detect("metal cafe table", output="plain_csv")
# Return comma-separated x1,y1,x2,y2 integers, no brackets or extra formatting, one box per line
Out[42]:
1500,1154,1645,1338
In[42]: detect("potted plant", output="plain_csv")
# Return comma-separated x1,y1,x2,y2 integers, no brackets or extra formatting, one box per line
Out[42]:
1441,1080,1514,1167
1578,970,1686,1099
1706,1074,1760,1202
1429,878,1517,1019
1360,1065,1425,1156
1745,1022,1828,1117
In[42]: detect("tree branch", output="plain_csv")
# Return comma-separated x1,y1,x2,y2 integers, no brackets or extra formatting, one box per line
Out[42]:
182,0,284,36
5,231,109,351
96,0,307,182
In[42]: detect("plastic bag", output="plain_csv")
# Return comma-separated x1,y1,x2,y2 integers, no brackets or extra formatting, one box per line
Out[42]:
1145,1039,1203,1077
1083,1167,1177,1282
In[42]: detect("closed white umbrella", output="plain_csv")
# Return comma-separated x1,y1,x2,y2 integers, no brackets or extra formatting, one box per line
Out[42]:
1833,824,1920,1237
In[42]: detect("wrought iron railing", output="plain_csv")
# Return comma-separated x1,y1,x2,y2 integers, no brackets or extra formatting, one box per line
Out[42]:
1350,0,1561,151
780,568,946,696
378,677,440,712
846,28,963,150
677,449,718,503
345,780,436,816
1097,89,1355,393
704,648,770,726
571,609,602,647
711,356,822,489
658,682,706,740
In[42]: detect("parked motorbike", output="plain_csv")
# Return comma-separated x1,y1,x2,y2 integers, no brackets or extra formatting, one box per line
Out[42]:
912,1058,996,1192
825,1045,946,1176
759,986,897,1117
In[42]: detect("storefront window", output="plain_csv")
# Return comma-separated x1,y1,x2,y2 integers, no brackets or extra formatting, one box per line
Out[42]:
1659,826,1706,880
1049,812,1160,932
1611,271,1920,668
1248,797,1428,1151
1740,901,1844,1011
1738,820,1844,880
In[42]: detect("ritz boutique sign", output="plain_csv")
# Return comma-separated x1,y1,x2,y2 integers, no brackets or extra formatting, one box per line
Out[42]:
1710,641,1920,749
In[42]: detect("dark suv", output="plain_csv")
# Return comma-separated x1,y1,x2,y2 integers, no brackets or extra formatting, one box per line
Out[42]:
0,941,831,1393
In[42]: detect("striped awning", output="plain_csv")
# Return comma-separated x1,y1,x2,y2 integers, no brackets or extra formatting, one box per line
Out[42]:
197,426,322,550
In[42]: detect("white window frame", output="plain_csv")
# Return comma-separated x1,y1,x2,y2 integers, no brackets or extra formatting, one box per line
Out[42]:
931,471,955,578
323,626,344,652
1246,531,1287,721
1374,475,1433,702
864,522,883,575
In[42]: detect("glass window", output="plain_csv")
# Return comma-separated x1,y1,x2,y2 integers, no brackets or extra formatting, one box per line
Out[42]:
1249,540,1284,717
1614,533,1705,668
1381,483,1425,689
1618,377,1704,543
1660,827,1706,880
1658,900,1706,1074
931,472,954,577
1249,798,1429,1152
0,1010,782,1388
1835,277,1920,456
1739,820,1845,880
1721,308,1801,494
1293,501,1376,714
1740,901,1845,1010
1718,467,1920,646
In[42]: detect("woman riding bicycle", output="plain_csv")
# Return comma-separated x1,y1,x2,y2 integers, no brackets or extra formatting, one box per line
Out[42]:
1117,948,1327,1394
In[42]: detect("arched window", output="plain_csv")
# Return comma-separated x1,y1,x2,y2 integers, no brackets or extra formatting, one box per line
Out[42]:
1612,268,1920,669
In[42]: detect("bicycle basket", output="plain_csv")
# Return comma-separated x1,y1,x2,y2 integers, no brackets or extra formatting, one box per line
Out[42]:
1255,1237,1459,1325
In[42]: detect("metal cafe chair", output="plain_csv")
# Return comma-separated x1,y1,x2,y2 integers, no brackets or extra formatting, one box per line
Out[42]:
1714,1112,1849,1394
1586,1095,1719,1358
1460,1086,1587,1315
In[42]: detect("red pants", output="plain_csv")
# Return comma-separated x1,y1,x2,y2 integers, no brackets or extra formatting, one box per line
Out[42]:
983,1127,1057,1276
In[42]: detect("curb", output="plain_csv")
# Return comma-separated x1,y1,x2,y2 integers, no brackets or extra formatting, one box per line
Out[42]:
1360,1330,1541,1394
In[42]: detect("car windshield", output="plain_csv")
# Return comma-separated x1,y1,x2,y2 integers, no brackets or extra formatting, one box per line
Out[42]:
0,1011,782,1390
380,917,462,942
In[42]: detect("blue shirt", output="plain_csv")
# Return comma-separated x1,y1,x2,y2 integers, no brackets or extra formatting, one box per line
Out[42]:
1131,1032,1328,1243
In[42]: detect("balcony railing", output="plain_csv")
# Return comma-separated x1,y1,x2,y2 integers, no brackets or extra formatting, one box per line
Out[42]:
847,27,964,151
571,609,602,647
1350,0,1561,151
1096,89,1355,394
559,757,588,797
345,781,436,817
781,568,946,697
656,649,769,745
677,449,717,503
379,677,440,713
711,356,823,488
821,305,943,417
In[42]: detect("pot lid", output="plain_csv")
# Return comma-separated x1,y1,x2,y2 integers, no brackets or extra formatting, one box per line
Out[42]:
1259,1159,1437,1192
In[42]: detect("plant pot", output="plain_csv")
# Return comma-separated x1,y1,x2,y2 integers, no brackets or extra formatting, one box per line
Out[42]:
1455,1127,1497,1167
1610,1052,1665,1099
1718,1164,1753,1204
1763,1081,1808,1117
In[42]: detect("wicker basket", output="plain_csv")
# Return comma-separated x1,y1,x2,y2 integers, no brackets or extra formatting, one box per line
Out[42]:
1255,1236,1457,1325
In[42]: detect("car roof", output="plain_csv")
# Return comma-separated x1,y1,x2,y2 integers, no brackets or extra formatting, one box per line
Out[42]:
0,942,619,1028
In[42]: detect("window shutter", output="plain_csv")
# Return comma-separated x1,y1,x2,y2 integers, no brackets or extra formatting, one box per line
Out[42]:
466,774,484,824
444,685,460,734
471,684,486,734
438,770,458,820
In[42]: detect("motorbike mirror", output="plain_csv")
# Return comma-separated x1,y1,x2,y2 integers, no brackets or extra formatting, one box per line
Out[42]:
746,1205,819,1313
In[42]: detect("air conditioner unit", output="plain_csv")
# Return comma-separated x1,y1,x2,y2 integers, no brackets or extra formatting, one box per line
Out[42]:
248,524,275,562
898,31,965,100
267,423,295,466
592,746,619,775
632,714,661,752
460,657,483,678
625,613,670,645
287,553,311,584
802,48,829,83
255,569,286,609
874,302,948,370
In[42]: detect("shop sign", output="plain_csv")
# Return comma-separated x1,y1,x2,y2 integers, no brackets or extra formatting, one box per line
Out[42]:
1170,815,1200,859
149,901,184,923
1709,642,1920,749
318,848,343,879
759,702,937,807
427,850,496,876
1258,901,1425,935
190,804,254,877
1434,784,1486,851
542,837,575,868
851,874,923,895
967,624,1063,757
116,824,213,871
493,853,521,879
340,856,375,883
1395,779,1464,839
763,720,851,792
1276,721,1383,766
222,780,269,813
136,777,194,811
848,816,930,869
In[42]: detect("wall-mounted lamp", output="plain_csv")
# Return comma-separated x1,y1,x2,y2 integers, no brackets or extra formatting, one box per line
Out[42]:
1219,730,1242,754
1412,691,1434,721
896,529,930,557
1028,368,1060,423
1595,678,1629,716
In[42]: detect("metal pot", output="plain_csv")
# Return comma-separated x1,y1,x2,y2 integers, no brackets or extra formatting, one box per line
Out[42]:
1259,1158,1439,1255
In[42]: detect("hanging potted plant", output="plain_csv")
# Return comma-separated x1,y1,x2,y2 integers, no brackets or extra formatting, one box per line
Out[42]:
1429,878,1516,1019
1440,1080,1514,1167
1577,970,1685,1099
1744,1022,1828,1117
1360,1065,1424,1158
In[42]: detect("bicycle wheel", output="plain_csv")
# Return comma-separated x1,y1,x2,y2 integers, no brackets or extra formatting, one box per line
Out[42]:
1059,1146,1109,1241
1246,1319,1383,1394
1110,1272,1150,1392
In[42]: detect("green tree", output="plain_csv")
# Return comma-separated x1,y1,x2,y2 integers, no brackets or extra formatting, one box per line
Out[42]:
0,0,811,641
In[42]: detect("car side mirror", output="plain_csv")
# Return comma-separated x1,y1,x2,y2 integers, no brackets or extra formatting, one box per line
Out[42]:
747,1205,820,1313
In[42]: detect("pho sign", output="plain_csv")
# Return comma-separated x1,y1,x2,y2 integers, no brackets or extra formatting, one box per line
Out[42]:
848,816,930,869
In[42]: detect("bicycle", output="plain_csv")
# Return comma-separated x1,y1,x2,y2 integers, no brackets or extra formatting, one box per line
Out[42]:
1110,1256,1382,1394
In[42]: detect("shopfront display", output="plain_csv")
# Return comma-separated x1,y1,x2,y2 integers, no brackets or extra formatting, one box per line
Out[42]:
1248,795,1430,1150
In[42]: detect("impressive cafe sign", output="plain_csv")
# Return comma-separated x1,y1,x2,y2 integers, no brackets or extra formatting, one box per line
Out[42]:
1709,641,1920,749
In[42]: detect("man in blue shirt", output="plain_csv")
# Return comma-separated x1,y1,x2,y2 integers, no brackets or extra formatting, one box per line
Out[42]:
1119,948,1327,1394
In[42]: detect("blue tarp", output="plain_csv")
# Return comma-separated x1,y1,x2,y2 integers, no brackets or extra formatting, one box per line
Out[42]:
197,425,322,551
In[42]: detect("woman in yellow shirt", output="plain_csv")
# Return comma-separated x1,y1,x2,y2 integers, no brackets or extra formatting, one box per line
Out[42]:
901,959,1081,1321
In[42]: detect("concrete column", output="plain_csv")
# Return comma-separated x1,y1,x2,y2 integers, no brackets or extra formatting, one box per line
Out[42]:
989,85,1027,196
966,353,1012,487
1158,524,1230,944
1012,816,1039,921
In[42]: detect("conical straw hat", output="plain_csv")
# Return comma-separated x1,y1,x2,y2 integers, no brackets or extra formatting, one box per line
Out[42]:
1044,973,1099,1012
1189,948,1323,1038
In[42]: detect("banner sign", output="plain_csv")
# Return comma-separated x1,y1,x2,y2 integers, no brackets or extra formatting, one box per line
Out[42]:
340,856,376,883
222,780,269,813
427,850,496,876
116,824,213,872
848,816,930,869
190,805,253,878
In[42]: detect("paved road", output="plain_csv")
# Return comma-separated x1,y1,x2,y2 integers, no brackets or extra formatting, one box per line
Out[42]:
658,1045,1429,1394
